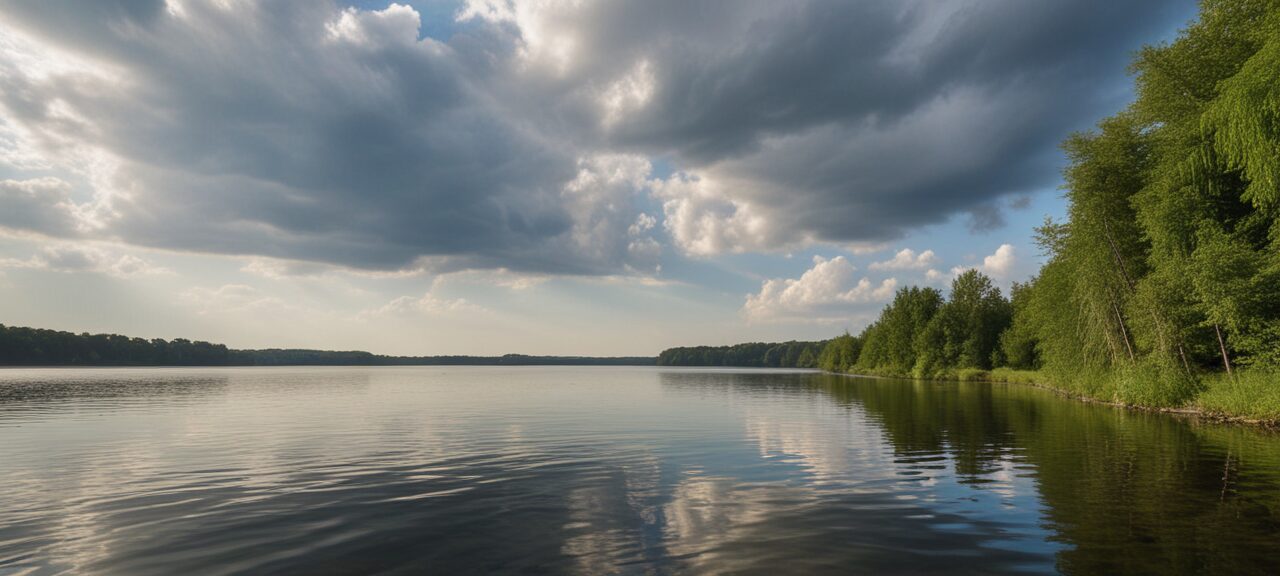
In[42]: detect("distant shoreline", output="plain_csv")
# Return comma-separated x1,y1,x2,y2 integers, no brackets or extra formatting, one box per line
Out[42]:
1,323,832,370
0,360,661,368
0,355,660,368
0,323,661,367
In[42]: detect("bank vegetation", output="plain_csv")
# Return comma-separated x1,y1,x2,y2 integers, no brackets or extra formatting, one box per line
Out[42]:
821,0,1280,423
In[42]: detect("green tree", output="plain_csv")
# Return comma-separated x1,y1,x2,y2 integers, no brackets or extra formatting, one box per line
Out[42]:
818,332,861,372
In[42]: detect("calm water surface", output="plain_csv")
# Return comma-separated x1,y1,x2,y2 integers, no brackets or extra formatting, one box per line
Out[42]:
1,367,1278,575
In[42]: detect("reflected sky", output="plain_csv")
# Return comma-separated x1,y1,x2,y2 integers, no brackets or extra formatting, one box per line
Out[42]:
1,367,1278,574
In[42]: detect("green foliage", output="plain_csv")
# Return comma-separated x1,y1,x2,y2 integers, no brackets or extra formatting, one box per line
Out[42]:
656,341,825,368
1198,369,1280,420
986,368,1049,386
0,324,232,366
943,0,1280,413
1188,227,1280,366
816,332,860,372
941,271,1009,375
820,1,1280,419
0,324,655,366
997,281,1040,369
1058,115,1153,368
1203,13,1280,209
1125,0,1280,373
1110,358,1203,408
831,272,1011,380
856,286,944,375
953,368,992,382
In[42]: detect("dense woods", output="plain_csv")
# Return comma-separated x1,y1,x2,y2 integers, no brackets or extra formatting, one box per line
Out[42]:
0,322,829,369
818,270,1012,379
657,341,824,368
0,324,654,367
822,0,1280,418
0,324,234,366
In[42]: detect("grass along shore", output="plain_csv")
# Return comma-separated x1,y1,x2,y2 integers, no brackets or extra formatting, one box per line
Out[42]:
827,366,1280,427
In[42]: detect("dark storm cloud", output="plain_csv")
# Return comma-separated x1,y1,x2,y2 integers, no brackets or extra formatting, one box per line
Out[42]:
0,0,1193,272
0,0,637,274
531,0,1191,249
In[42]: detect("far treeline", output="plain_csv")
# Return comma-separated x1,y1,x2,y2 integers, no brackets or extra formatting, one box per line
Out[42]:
820,0,1280,420
0,324,655,367
657,341,826,368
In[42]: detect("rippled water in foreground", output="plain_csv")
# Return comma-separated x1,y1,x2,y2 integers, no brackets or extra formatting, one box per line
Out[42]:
1,367,1279,575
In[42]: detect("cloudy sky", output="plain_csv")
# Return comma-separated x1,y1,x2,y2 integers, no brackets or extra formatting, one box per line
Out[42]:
0,0,1195,355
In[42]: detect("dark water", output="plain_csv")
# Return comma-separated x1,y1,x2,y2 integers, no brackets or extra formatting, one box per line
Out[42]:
1,367,1278,575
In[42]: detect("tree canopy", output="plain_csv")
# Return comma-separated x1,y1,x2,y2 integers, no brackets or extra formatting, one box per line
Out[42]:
822,0,1280,408
657,341,825,368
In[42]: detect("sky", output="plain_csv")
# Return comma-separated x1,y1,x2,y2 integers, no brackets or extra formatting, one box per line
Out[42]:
0,0,1198,356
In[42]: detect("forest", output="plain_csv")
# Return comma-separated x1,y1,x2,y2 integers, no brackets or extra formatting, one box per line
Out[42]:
0,322,822,369
820,0,1280,420
0,324,654,367
657,341,825,368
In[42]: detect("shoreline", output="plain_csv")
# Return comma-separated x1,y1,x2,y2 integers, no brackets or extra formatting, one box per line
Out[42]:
824,369,1280,430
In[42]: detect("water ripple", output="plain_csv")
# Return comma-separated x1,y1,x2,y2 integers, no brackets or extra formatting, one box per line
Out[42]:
0,367,1278,574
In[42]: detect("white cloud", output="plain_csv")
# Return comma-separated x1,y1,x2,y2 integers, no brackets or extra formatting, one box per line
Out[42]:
628,213,656,236
458,0,584,74
361,292,489,319
180,284,288,316
844,242,892,256
600,59,656,127
981,243,1017,277
326,3,427,49
560,154,661,274
742,255,897,323
868,248,939,270
652,172,796,257
240,257,331,279
432,268,549,291
0,244,168,278
948,243,1016,280
101,253,163,277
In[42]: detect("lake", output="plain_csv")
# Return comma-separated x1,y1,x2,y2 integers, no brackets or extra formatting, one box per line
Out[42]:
1,367,1278,575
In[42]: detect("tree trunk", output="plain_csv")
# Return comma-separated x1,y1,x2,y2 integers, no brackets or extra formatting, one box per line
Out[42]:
1103,220,1192,375
1103,221,1137,291
1095,301,1121,365
1111,298,1135,362
1215,323,1233,375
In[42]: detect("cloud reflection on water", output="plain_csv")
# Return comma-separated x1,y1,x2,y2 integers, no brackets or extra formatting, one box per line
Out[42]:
1,367,1278,574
